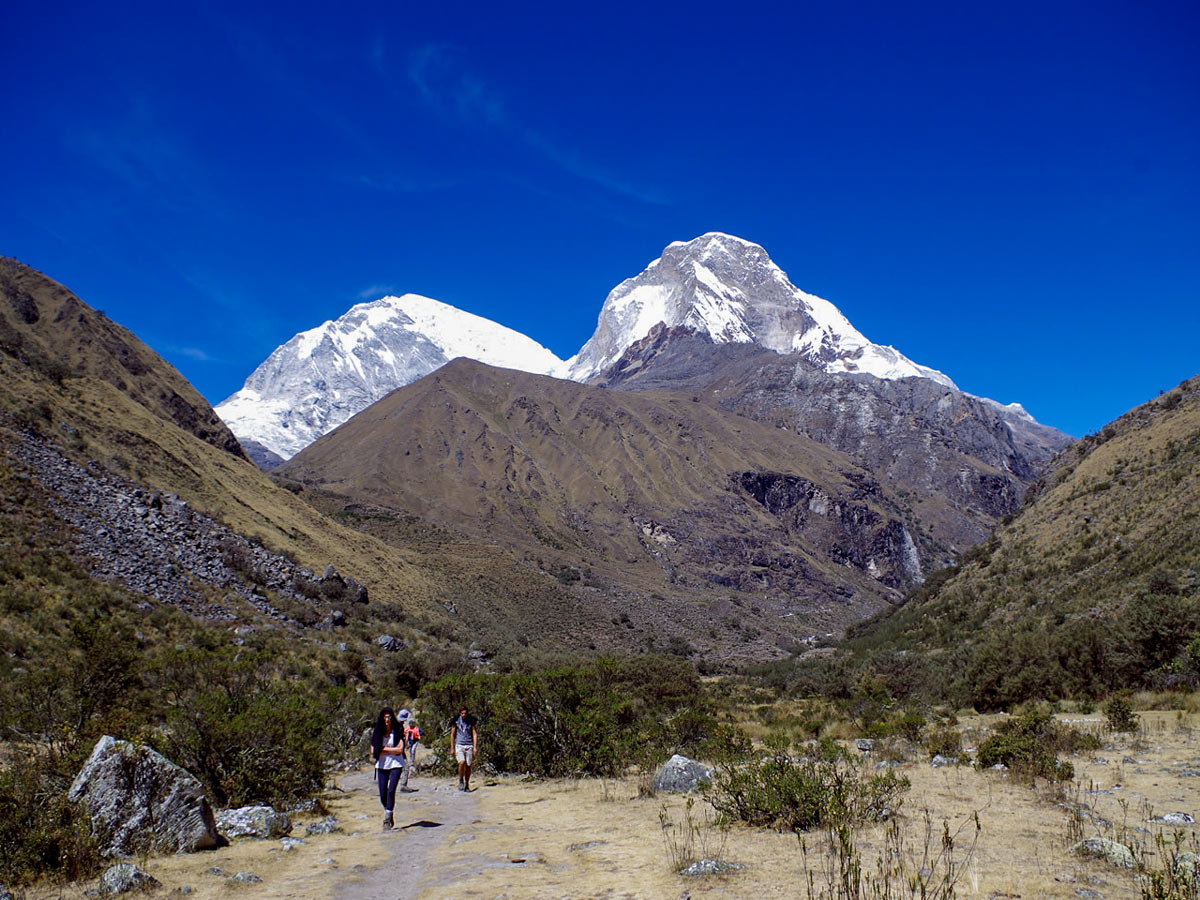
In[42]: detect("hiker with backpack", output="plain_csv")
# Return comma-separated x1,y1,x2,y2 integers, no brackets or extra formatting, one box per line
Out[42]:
450,705,478,792
398,709,420,792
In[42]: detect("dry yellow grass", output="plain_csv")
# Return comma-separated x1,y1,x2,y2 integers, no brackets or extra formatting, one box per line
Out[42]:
419,713,1200,899
25,710,1199,900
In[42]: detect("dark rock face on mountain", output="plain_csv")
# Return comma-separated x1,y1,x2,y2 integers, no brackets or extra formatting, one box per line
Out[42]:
737,471,921,588
239,439,286,471
0,258,246,459
596,326,1072,555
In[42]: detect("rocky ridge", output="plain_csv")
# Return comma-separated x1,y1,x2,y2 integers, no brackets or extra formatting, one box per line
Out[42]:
7,424,365,625
596,326,1072,553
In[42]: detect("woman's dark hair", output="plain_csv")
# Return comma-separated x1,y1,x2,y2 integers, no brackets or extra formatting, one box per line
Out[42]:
371,707,397,762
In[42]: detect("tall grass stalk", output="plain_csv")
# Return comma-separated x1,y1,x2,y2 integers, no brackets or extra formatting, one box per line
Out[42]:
801,810,981,900
658,796,728,873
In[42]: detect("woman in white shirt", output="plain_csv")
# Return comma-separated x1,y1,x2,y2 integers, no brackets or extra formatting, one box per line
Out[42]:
370,707,407,829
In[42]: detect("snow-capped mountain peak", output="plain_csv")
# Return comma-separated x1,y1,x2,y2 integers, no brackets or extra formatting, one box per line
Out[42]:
566,233,955,388
219,233,964,465
216,293,565,461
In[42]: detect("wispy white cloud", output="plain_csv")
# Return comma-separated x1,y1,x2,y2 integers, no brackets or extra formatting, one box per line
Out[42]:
401,42,669,206
408,43,506,129
214,11,383,163
178,268,283,348
161,344,219,363
357,283,401,300
72,99,218,214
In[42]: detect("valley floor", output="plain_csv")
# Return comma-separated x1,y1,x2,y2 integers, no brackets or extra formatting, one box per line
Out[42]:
24,712,1200,900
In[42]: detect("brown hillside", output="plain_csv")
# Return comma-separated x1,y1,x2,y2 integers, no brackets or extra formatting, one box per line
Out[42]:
0,257,457,638
280,358,945,650
0,258,244,457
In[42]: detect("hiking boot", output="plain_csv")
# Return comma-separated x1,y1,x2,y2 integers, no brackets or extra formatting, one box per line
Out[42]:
382,812,393,830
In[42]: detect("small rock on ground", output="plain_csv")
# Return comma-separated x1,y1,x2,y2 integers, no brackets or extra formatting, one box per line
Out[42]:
679,859,745,877
99,863,159,895
1071,838,1135,869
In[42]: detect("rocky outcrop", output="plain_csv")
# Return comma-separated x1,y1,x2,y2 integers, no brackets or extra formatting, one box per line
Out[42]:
1071,837,1135,869
737,471,922,588
375,634,404,652
8,428,361,624
68,736,222,856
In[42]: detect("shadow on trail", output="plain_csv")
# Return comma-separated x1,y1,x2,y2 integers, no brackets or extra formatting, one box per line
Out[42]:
399,820,443,829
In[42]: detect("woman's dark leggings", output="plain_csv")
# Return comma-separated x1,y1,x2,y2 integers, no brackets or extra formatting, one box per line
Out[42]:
377,767,402,811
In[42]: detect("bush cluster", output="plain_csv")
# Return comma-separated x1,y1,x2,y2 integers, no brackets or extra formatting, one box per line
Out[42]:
748,582,1200,712
707,735,909,832
148,648,343,808
417,655,727,777
1103,695,1139,733
0,752,100,887
974,707,1098,782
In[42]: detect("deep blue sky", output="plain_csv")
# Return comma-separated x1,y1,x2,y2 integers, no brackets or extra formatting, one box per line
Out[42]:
4,0,1197,437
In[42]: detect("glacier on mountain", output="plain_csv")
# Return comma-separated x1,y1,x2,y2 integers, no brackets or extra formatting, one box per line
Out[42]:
216,294,565,460
565,233,955,388
218,233,989,462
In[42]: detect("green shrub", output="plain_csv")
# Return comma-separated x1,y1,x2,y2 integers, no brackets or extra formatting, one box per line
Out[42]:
923,726,962,759
1103,695,1139,733
707,736,909,832
377,647,472,699
150,649,331,807
974,707,1092,781
418,656,715,777
894,709,926,743
0,751,100,887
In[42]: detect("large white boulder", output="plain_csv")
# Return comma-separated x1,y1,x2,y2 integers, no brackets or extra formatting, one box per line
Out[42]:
68,735,222,856
653,754,713,793
215,805,292,839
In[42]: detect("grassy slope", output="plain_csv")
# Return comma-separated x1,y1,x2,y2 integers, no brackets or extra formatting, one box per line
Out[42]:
0,257,243,456
828,375,1200,705
0,258,454,630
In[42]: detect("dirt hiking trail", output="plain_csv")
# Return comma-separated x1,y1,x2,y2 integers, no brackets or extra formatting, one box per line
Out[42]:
334,769,480,900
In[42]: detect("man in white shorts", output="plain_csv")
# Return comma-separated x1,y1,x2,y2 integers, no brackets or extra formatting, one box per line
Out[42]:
451,706,478,792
